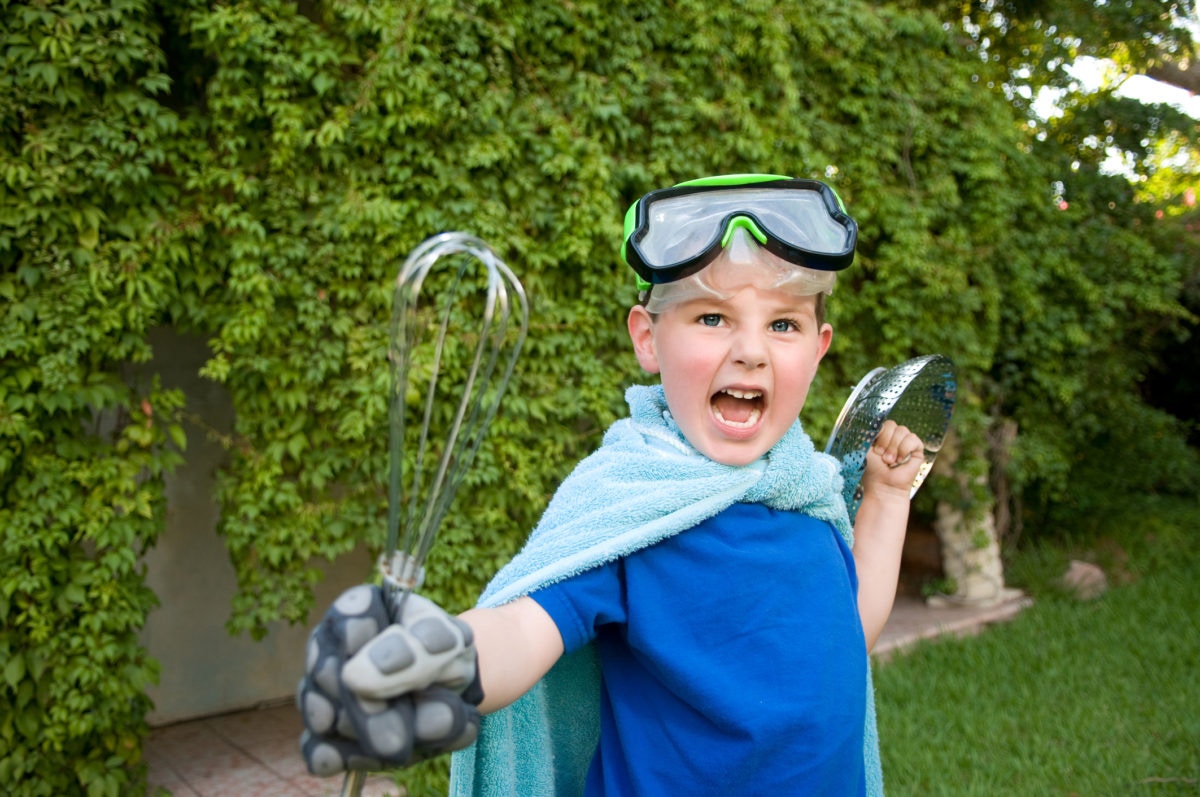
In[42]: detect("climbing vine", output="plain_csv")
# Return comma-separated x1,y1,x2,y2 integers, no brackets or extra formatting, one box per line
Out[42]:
2,0,1195,794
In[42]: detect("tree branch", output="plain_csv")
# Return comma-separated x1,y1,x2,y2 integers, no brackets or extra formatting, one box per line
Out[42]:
1144,60,1200,96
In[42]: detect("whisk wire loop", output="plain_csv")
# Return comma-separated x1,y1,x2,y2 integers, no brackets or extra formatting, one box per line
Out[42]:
385,232,528,592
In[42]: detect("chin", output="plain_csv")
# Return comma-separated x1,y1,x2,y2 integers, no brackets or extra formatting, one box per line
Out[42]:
704,445,769,468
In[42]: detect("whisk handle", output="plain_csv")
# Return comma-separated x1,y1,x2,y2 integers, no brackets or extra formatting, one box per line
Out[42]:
341,770,366,796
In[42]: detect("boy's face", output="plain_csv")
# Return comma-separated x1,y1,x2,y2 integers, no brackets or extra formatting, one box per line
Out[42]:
628,279,833,467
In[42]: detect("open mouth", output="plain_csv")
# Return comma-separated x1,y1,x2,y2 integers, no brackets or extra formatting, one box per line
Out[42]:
712,388,764,429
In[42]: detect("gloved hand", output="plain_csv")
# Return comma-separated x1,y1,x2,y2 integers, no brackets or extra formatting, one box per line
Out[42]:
297,584,484,776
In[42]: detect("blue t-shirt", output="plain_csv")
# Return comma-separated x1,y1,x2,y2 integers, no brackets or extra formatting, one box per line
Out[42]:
531,503,868,797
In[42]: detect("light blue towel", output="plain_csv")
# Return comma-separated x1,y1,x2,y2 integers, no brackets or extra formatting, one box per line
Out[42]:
450,384,885,796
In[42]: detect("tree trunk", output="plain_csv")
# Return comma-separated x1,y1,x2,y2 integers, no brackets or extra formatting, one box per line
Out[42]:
928,434,1022,607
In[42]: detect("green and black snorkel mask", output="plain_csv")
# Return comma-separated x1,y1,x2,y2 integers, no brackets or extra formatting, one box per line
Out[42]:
620,173,858,294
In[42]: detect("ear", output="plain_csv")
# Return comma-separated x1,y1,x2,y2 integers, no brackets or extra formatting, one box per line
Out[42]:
627,305,661,374
815,323,834,364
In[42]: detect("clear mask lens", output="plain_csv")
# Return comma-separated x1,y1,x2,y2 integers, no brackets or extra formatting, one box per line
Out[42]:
644,229,836,314
638,187,852,268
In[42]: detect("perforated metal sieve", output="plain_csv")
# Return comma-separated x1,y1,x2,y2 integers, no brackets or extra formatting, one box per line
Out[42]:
824,354,957,521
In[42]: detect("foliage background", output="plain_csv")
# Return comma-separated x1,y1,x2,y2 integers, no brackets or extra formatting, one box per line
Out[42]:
1,0,1196,794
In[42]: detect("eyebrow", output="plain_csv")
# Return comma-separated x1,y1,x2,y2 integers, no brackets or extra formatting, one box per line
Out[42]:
674,296,818,318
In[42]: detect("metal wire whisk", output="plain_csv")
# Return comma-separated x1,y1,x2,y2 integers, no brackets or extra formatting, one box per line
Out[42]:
382,231,528,594
342,231,528,797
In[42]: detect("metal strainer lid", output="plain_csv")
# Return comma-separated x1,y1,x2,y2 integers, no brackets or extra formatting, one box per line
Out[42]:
824,354,957,519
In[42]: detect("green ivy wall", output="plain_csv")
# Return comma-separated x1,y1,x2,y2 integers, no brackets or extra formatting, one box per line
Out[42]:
2,1,1195,794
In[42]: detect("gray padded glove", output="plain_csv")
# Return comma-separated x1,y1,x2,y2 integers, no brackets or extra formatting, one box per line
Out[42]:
297,584,483,776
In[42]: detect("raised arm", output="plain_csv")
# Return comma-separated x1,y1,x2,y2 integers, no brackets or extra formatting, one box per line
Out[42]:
851,420,925,650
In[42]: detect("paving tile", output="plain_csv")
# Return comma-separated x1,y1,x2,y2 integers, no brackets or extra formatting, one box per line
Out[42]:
292,771,405,797
184,761,306,797
255,738,309,781
874,591,1032,662
211,708,310,780
163,736,245,785
145,751,200,797
149,721,215,762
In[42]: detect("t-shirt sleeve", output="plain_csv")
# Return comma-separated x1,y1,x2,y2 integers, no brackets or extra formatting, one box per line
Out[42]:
528,559,626,655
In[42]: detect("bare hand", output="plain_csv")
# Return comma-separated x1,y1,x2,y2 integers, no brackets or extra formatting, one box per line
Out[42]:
862,419,925,498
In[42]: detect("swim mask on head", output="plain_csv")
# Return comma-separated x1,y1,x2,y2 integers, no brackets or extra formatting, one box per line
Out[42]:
642,227,838,313
620,173,858,294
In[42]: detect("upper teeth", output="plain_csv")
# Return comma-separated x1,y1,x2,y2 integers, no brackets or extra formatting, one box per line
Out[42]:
714,388,764,429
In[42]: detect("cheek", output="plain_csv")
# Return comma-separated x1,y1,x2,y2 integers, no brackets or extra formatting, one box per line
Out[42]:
661,359,711,405
778,349,822,396
658,336,715,375
657,343,720,414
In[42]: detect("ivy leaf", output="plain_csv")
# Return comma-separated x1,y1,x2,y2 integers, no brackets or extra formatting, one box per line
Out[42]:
4,655,25,689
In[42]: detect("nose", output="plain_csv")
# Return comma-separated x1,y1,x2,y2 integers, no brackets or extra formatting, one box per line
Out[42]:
730,329,768,370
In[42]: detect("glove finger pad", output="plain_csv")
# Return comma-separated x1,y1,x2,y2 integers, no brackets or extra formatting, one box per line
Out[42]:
332,584,377,616
300,731,383,777
366,631,416,675
413,688,481,749
362,709,411,758
299,686,337,735
410,616,458,654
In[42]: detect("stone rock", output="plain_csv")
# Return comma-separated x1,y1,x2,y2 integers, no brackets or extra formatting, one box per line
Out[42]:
1059,560,1108,600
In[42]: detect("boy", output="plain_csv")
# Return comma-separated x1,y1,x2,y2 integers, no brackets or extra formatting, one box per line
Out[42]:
298,174,923,796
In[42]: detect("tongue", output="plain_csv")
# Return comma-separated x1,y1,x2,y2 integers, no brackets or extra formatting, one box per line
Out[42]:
714,393,757,424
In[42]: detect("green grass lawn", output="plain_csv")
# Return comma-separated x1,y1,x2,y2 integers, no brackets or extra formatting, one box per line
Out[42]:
874,498,1200,796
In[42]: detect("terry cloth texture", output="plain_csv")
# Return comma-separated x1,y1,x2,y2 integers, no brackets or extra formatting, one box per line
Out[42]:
448,384,885,797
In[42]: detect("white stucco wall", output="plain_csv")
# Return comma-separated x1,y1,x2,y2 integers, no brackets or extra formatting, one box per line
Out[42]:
139,328,373,725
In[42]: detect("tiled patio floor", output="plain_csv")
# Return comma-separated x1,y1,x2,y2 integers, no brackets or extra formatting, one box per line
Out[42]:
146,591,1031,796
145,703,402,797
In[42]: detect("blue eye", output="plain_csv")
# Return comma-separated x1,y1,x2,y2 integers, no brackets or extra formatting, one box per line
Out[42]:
700,314,722,327
770,319,797,333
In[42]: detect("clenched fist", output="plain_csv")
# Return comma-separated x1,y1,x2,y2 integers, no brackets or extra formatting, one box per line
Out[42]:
297,585,483,776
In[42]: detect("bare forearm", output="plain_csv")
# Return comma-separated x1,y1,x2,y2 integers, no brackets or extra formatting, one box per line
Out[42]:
852,488,910,650
460,597,564,714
